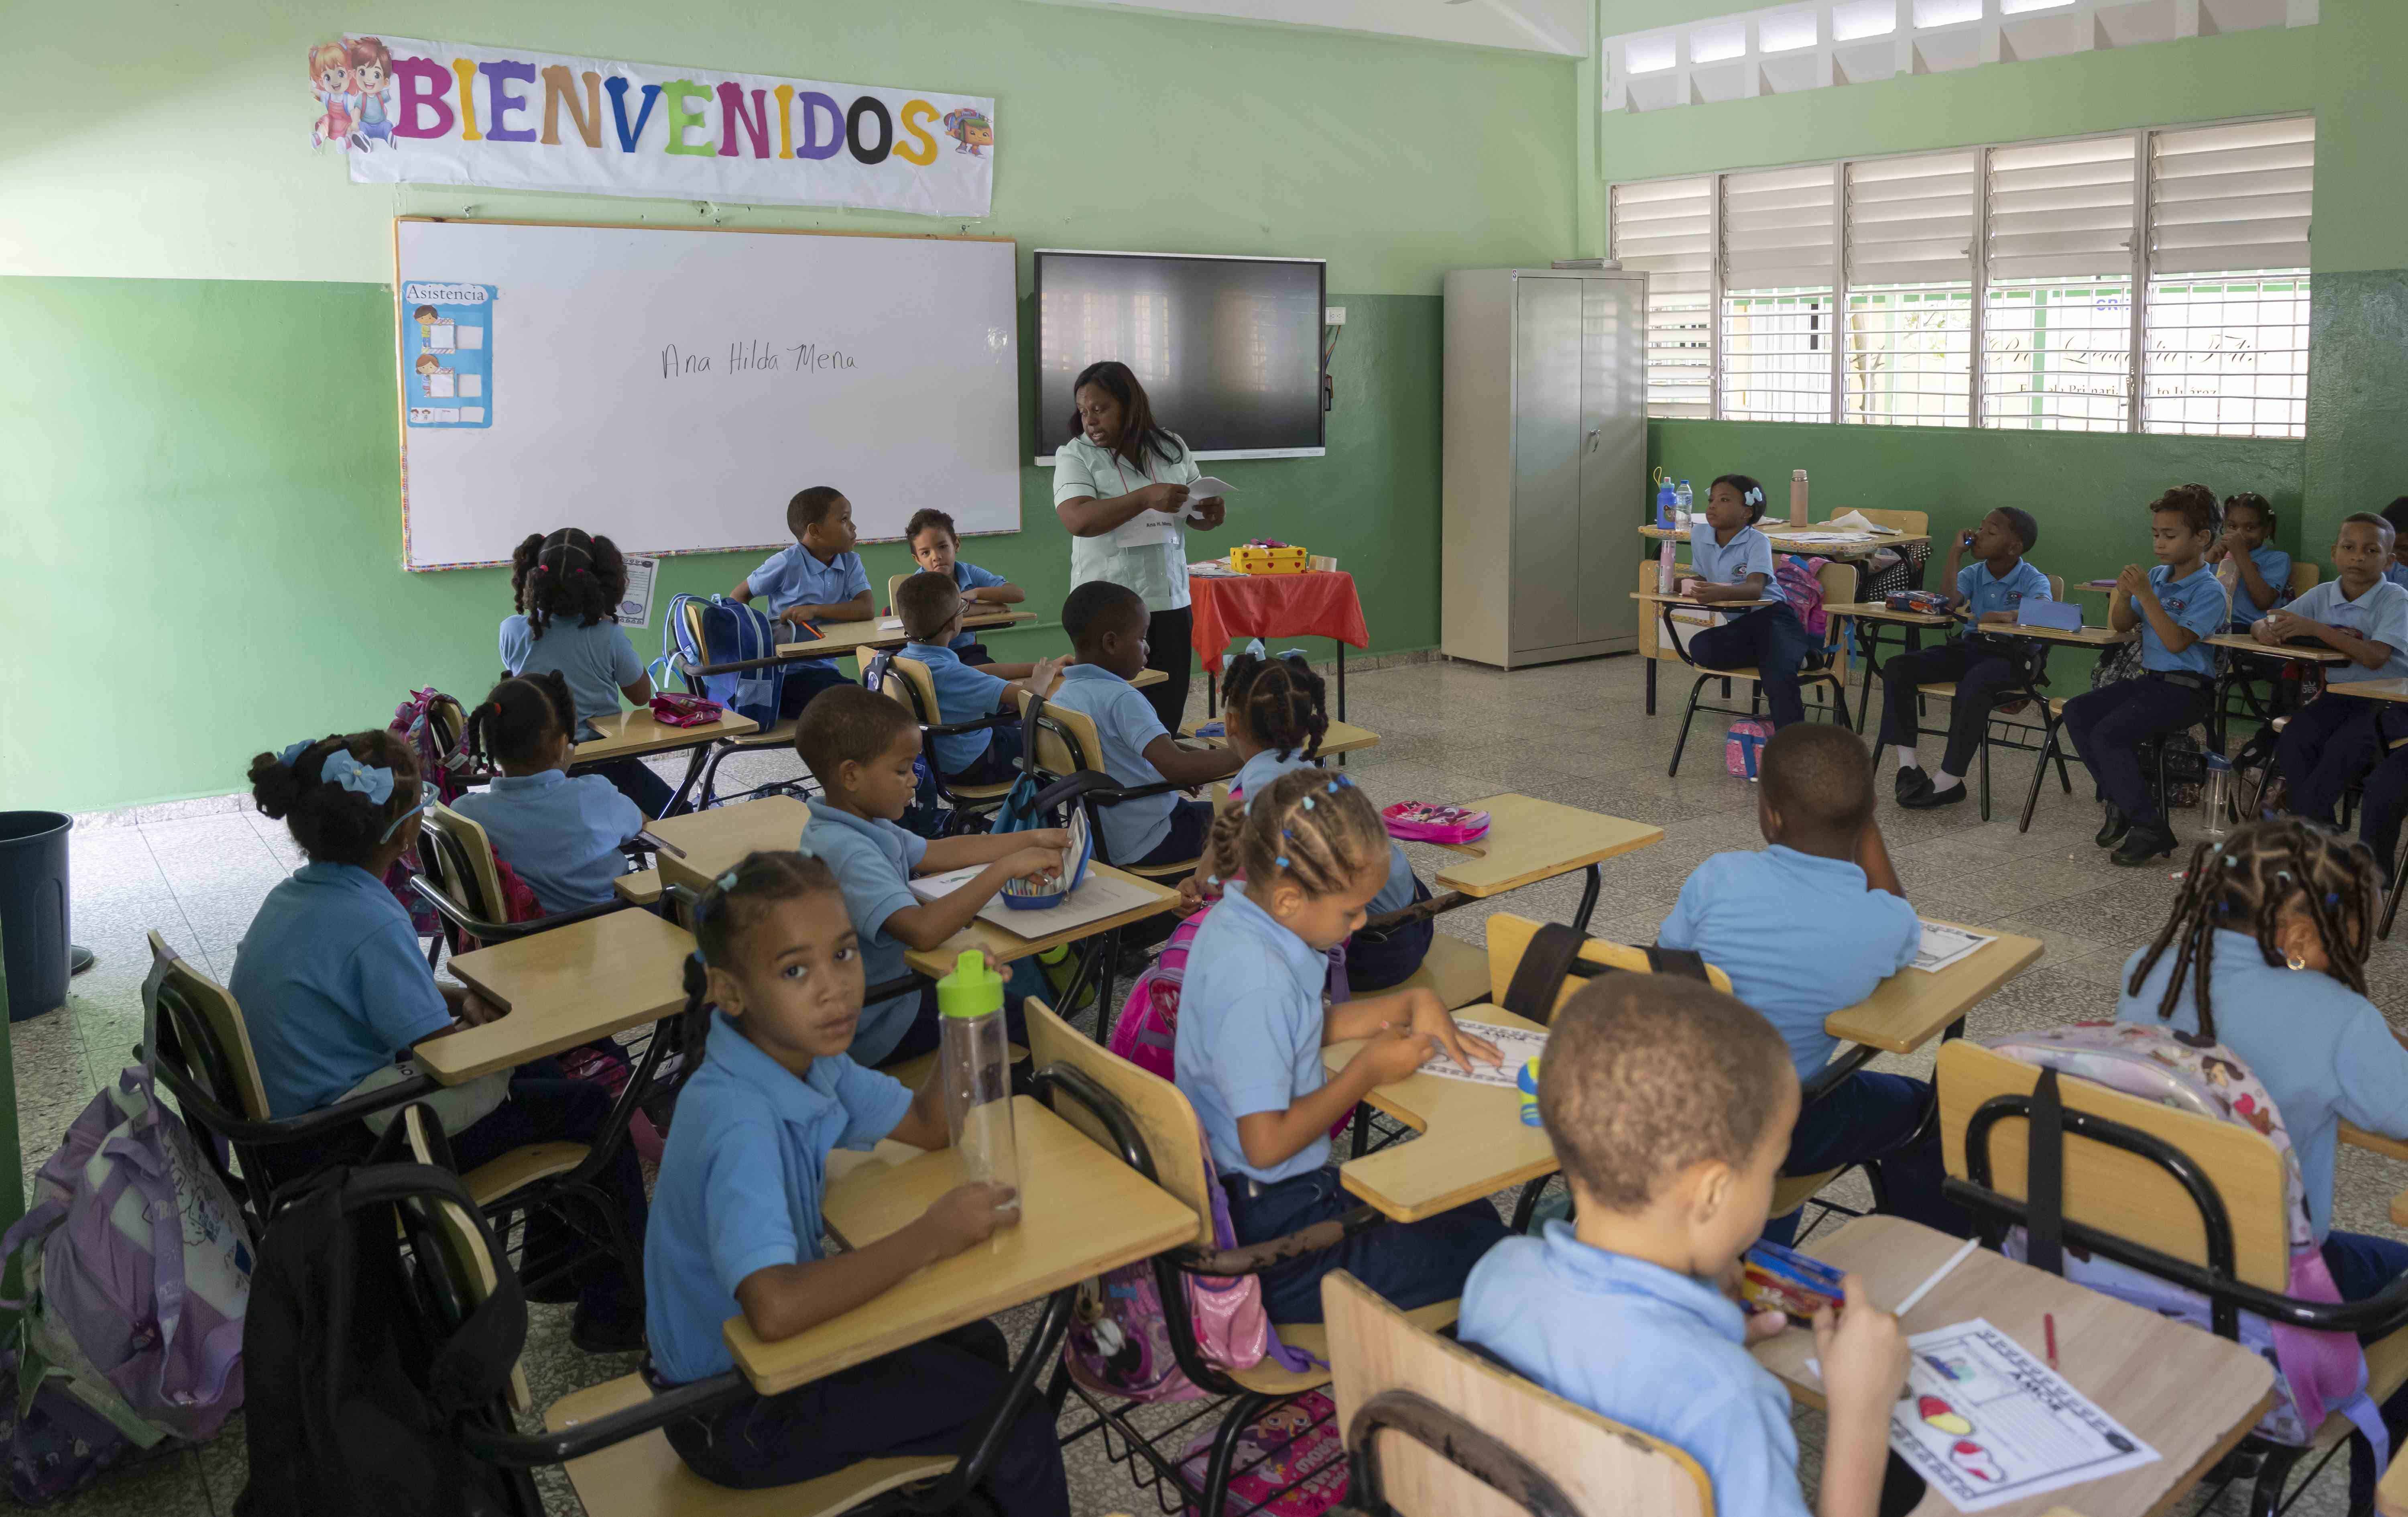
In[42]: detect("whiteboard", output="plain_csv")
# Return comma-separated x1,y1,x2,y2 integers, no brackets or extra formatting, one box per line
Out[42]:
395,219,1019,570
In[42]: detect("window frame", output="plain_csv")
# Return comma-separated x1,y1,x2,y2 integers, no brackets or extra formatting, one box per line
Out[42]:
1609,113,2313,438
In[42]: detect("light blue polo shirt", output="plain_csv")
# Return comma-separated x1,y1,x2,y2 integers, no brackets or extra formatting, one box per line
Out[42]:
644,1011,912,1383
228,862,453,1119
2384,564,2408,592
1658,846,1921,1081
1231,750,1415,917
2223,544,2294,629
2274,579,2408,684
948,561,1010,652
500,614,645,725
1956,558,2051,619
2119,930,2408,1243
795,800,929,1067
1690,524,1777,620
449,770,643,914
901,640,1009,774
1046,663,1176,865
1462,1225,1810,1517
2140,563,2231,676
1175,883,1334,1185
748,545,872,669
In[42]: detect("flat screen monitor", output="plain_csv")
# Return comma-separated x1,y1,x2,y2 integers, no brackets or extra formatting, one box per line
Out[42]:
1033,250,1326,462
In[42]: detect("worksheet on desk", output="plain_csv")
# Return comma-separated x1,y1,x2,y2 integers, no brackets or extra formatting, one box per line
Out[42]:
1915,922,1995,974
1412,1020,1548,1088
1887,1320,2157,1510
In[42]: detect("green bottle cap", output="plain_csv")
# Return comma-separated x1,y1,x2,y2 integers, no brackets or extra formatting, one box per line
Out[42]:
936,949,1006,1019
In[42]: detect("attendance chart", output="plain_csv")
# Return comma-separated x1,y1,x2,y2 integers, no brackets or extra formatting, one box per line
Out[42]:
402,281,495,429
1891,1319,2157,1511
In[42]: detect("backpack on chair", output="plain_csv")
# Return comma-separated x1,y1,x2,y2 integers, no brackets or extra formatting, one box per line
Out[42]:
654,593,789,728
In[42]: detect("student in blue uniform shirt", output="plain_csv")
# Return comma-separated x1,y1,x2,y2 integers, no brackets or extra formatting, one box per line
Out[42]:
906,507,1025,668
644,851,1069,1513
234,729,647,1350
2264,514,2408,835
891,571,1065,786
1681,473,1817,729
1175,768,1508,1324
1880,507,2051,810
499,527,667,817
1656,724,1960,1246
2213,492,2292,631
791,686,1066,1066
1462,975,1918,1517
2382,497,2408,591
1043,581,1239,869
2058,485,2232,866
449,671,645,914
729,486,874,718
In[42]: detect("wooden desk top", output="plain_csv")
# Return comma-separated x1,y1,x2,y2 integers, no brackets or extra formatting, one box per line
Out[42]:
1824,600,1956,628
1824,924,2045,1054
1429,794,1664,899
2331,677,2408,705
1180,718,1381,758
2000,622,2136,648
572,707,760,764
1630,591,1782,610
428,910,695,1083
1322,1003,1556,1222
1759,1218,2274,1517
1639,524,1931,560
2207,633,2350,664
725,1096,1195,1395
778,609,1035,657
649,795,814,898
902,865,1179,977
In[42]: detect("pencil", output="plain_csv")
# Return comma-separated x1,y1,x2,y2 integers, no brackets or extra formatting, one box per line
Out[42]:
1893,1237,1981,1317
2044,1313,2058,1368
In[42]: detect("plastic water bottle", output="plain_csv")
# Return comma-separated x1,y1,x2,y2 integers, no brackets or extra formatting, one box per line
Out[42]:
1674,479,1694,523
937,950,1019,1211
2201,753,2234,839
1791,468,1811,526
1656,476,1678,529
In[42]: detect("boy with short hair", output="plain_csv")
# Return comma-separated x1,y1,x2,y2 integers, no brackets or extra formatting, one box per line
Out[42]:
1460,975,1912,1517
732,486,875,717
907,507,1026,667
2270,513,2408,869
791,686,1066,1066
1881,507,2050,809
1657,724,1959,1245
1043,581,1239,868
893,570,1066,786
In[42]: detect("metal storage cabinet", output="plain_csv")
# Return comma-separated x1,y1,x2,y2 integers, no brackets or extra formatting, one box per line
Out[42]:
1440,268,1647,669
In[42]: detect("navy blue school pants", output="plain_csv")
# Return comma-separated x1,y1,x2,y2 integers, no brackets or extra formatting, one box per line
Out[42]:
1875,641,2023,776
2352,715,2408,875
777,660,856,719
1347,877,1436,992
657,1321,1070,1515
2059,673,2213,825
1222,1166,1510,1325
590,758,674,820
2321,1230,2408,1509
1129,798,1214,870
1685,603,1815,728
1762,1071,1966,1247
2278,695,2392,826
943,723,1023,787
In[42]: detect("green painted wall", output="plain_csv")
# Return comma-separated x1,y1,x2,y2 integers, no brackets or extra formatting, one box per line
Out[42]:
1,0,1565,814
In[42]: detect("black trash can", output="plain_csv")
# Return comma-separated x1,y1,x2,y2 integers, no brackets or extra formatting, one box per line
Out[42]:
0,813,70,1021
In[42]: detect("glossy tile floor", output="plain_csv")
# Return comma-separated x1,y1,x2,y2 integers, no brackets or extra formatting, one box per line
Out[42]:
30,651,2406,1514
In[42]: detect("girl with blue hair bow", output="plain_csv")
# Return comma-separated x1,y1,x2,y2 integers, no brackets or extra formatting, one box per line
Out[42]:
233,728,649,1352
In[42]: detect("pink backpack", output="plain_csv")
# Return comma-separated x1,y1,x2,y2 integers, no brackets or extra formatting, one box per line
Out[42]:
1988,1022,2383,1458
1772,553,1832,639
1726,718,1773,779
1178,1391,1348,1517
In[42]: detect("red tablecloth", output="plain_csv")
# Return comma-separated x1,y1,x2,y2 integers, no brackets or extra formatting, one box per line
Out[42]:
1189,571,1370,673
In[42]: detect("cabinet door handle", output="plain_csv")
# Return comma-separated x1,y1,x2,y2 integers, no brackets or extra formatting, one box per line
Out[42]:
1586,426,1600,452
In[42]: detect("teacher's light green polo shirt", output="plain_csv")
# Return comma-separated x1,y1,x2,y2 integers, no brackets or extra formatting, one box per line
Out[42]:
1053,433,1203,613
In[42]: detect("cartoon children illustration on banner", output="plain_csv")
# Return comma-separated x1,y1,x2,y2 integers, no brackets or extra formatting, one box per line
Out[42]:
306,36,395,151
942,108,992,157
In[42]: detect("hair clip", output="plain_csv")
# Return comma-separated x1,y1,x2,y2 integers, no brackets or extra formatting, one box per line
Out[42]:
2326,891,2341,907
1744,486,1765,506
318,751,396,806
715,868,740,891
1276,856,1290,868
1243,638,1267,660
2275,869,2294,883
1301,796,1315,810
279,738,315,768
1282,828,1293,839
1206,874,1220,887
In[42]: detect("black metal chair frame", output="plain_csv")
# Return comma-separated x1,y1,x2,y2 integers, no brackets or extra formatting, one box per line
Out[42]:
1947,1089,2408,1517
411,820,642,971
663,639,819,811
863,648,1023,834
1655,603,1854,778
1877,632,2073,826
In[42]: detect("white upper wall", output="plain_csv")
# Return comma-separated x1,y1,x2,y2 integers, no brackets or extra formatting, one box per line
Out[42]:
1023,0,1591,55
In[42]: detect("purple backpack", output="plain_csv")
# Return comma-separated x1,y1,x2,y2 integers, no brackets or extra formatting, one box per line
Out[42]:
0,949,253,1479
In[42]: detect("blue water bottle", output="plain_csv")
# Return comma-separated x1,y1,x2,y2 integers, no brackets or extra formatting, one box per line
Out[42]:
1655,476,1678,529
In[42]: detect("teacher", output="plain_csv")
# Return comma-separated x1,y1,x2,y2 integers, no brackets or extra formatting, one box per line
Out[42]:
1052,360,1227,729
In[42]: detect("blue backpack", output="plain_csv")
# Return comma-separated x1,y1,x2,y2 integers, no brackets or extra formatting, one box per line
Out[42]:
653,593,791,729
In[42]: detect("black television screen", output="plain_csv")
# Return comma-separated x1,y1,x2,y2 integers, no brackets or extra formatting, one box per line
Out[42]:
1033,250,1326,462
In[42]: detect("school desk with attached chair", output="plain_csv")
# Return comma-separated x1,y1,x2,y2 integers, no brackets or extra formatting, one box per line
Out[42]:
1400,792,1662,937
1180,716,1381,759
1823,597,1958,734
1635,568,1861,772
2205,634,2354,787
570,705,761,817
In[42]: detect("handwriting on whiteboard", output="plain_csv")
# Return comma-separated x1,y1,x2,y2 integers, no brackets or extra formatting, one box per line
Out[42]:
659,342,861,379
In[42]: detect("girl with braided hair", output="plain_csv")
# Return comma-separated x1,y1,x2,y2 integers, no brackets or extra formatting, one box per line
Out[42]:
1172,767,1511,1324
449,671,646,914
2116,817,2408,1307
499,526,670,816
1192,646,1436,988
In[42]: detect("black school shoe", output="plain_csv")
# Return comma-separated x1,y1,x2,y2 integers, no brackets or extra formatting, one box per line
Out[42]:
1895,766,1932,804
570,1303,648,1354
2111,819,2178,867
1901,779,1968,810
2094,804,2130,848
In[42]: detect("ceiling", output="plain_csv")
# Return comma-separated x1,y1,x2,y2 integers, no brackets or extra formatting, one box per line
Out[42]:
1019,0,1591,56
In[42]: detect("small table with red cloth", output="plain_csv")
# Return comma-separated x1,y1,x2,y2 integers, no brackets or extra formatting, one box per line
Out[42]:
1190,570,1371,721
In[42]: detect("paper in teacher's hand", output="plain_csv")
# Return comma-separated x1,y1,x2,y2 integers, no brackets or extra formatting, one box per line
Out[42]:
1184,476,1237,520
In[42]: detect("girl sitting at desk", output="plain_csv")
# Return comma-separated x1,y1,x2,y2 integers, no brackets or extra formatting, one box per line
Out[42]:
1680,475,1816,730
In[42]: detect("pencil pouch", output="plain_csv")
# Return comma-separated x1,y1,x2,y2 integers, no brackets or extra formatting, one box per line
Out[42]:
1001,809,1093,911
1884,590,1950,616
2016,598,2084,632
648,692,725,728
1739,1240,1847,1324
1382,802,1490,844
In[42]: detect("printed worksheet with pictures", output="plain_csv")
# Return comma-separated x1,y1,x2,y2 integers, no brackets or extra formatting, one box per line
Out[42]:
1413,1020,1547,1089
1915,921,1995,974
1891,1320,2158,1511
